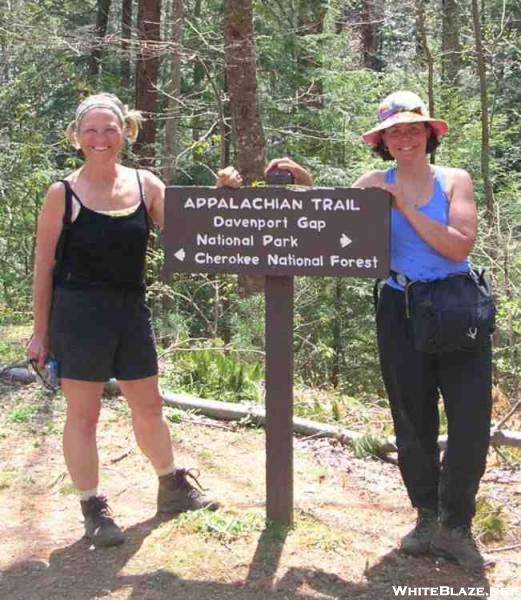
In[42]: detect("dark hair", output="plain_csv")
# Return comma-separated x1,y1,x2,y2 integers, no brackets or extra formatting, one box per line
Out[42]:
372,125,440,161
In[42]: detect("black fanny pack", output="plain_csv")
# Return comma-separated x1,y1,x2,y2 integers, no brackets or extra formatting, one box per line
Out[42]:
401,269,496,353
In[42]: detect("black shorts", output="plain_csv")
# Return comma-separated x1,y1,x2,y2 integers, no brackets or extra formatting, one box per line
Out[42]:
50,287,158,382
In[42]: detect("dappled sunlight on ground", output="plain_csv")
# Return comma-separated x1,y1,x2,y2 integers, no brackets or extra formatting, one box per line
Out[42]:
0,382,519,599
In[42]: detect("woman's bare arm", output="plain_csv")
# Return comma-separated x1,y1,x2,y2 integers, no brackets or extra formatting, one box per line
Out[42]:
27,183,65,366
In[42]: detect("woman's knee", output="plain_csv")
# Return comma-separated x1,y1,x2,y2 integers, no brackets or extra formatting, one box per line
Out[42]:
125,384,163,419
65,406,100,434
63,383,103,434
121,378,164,420
131,395,164,422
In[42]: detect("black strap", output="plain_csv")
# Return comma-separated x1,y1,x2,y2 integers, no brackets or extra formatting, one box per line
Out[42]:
58,179,73,227
136,169,145,205
374,271,405,313
136,169,152,236
373,279,382,313
53,180,73,279
29,359,60,392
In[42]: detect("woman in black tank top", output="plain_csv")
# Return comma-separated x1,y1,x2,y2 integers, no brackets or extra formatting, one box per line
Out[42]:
27,93,241,548
53,173,150,290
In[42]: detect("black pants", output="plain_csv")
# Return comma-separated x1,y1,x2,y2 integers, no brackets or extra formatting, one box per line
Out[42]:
376,285,492,528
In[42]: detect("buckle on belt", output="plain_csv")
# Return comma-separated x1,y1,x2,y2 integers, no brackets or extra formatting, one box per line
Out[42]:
391,271,409,287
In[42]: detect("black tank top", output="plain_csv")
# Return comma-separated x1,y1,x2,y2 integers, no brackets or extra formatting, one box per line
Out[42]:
54,171,150,291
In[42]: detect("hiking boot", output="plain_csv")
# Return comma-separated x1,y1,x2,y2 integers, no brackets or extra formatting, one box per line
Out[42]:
80,495,125,547
431,525,491,569
400,508,438,555
157,468,221,516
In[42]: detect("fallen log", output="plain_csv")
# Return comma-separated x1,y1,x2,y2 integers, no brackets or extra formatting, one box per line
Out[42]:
3,367,520,451
0,365,36,384
1,366,118,396
159,391,521,452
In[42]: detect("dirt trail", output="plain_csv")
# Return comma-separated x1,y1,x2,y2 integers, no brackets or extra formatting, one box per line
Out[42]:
0,383,519,600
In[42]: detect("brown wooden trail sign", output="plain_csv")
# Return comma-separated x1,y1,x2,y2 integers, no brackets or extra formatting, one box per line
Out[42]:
164,186,390,278
163,185,391,526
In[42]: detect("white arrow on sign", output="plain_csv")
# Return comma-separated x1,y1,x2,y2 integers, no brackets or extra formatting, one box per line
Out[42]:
174,248,186,261
340,234,352,248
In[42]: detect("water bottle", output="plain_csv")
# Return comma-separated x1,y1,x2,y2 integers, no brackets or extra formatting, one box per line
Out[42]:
44,357,60,389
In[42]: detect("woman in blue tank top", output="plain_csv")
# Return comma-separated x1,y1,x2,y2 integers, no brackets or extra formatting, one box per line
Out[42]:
27,93,242,548
355,91,492,569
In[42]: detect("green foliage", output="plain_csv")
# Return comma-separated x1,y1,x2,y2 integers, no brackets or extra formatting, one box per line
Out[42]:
293,277,383,396
7,404,38,423
229,295,265,358
0,340,23,366
295,513,347,552
0,324,31,365
162,342,264,404
261,520,291,542
165,407,192,424
59,482,77,496
474,497,506,543
174,509,264,542
0,0,519,405
351,433,385,459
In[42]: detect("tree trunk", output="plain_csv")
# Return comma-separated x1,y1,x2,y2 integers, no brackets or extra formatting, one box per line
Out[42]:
471,0,494,228
121,0,132,89
224,0,266,296
191,0,204,143
297,0,328,108
221,69,232,169
164,0,184,185
415,0,436,163
134,0,162,168
359,0,382,70
89,0,112,77
441,0,461,85
223,0,265,185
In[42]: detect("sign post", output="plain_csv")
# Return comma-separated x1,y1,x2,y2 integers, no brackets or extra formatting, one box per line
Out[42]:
265,274,294,524
163,185,390,526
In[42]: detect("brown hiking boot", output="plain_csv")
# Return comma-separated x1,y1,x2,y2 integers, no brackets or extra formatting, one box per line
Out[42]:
400,508,438,555
157,468,221,516
80,495,125,547
430,525,492,569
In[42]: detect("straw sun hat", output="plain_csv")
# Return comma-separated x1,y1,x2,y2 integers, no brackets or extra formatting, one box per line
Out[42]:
362,90,449,145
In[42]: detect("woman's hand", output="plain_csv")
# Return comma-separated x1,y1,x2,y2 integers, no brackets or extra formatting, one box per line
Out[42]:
215,160,312,188
353,173,419,213
379,182,417,213
265,157,313,186
216,166,242,188
27,334,49,369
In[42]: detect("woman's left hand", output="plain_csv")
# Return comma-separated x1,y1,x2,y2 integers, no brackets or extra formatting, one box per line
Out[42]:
265,157,313,186
26,334,49,369
216,166,242,188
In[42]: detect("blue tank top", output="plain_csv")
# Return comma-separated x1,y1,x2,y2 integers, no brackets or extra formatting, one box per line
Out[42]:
386,167,470,291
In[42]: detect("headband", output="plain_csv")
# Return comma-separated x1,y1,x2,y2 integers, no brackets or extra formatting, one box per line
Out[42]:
75,95,126,126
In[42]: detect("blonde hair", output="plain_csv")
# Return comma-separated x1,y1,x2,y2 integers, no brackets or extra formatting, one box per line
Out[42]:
66,93,143,149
